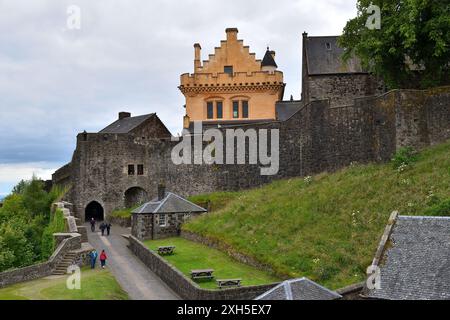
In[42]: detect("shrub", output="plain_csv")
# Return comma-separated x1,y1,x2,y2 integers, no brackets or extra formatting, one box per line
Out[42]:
41,209,66,260
391,147,418,169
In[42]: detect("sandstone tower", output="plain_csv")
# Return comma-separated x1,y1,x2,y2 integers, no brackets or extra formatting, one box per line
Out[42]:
179,28,285,129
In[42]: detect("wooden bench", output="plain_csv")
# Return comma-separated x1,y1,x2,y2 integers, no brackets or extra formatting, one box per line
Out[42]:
217,279,242,289
157,246,175,255
191,269,214,281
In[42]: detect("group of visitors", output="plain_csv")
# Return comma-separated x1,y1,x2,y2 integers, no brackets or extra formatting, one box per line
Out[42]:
89,218,112,236
89,249,108,269
88,218,110,269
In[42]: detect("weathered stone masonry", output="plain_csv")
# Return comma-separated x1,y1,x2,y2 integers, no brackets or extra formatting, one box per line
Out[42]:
54,87,450,221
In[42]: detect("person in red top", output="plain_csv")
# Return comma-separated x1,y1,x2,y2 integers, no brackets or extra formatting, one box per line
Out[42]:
99,250,107,269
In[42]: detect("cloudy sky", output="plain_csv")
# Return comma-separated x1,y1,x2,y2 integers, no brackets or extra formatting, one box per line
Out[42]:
0,0,357,196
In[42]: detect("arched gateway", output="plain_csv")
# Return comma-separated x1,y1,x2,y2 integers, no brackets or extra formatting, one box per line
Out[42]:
85,201,104,221
124,187,149,208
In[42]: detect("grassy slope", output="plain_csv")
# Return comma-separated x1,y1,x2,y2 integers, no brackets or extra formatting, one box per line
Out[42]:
185,141,450,289
144,237,280,289
0,268,129,300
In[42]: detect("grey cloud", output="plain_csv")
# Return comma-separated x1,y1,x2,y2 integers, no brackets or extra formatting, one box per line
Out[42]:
0,0,357,191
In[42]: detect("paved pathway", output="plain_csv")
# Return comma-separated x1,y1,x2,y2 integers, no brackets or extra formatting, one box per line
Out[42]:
86,223,179,300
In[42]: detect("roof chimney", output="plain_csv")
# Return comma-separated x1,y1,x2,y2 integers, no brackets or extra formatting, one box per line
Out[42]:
194,43,202,72
225,28,238,42
119,112,131,120
158,183,166,201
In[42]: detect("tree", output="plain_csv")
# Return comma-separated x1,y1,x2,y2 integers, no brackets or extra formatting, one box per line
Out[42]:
22,176,52,220
0,219,34,271
339,0,450,89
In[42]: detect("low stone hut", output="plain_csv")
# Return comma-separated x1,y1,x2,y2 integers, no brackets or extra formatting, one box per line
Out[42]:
131,185,207,240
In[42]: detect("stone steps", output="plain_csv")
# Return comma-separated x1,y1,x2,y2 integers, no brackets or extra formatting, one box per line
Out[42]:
52,252,78,275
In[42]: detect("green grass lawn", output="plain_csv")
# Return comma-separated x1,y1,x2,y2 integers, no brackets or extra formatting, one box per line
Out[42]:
185,140,450,290
144,237,280,289
0,268,129,300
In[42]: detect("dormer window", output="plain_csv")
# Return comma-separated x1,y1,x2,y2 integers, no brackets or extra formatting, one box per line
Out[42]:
325,42,331,50
224,66,233,75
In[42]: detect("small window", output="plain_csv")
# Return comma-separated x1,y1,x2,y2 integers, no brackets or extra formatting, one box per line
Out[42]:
242,101,249,118
224,66,233,75
207,102,214,119
159,214,166,227
137,164,144,175
325,42,331,50
216,101,223,119
128,165,135,176
233,101,239,118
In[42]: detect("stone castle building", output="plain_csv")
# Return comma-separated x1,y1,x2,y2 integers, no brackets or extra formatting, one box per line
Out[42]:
53,28,450,222
180,28,285,129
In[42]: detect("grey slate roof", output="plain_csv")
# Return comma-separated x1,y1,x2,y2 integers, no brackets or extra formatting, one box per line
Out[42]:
99,113,155,133
255,278,342,300
132,192,207,214
275,100,303,121
304,36,366,75
261,49,277,68
367,216,450,300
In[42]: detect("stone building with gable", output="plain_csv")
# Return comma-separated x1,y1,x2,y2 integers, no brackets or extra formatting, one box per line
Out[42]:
179,28,286,129
301,32,385,107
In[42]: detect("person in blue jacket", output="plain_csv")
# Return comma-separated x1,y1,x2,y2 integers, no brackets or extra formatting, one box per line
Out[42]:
89,249,98,269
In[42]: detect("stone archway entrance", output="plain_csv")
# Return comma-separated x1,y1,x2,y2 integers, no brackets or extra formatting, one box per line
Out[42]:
85,201,104,221
124,187,148,208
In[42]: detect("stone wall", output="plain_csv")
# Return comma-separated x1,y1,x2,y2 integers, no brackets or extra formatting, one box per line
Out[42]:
128,235,279,300
0,233,82,288
54,87,450,222
304,73,385,107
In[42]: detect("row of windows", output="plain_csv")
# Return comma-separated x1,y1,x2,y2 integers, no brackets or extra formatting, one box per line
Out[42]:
128,164,144,176
207,100,249,120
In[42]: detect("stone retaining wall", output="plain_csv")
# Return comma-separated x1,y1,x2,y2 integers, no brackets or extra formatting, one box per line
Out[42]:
0,233,82,288
128,235,279,300
181,231,278,276
109,215,131,228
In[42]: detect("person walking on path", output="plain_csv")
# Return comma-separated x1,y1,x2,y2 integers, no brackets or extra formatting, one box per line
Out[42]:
89,249,98,269
100,222,106,236
99,250,107,269
90,218,96,232
106,222,112,236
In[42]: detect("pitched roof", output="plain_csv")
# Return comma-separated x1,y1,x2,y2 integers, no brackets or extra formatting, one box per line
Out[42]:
132,192,207,214
261,49,277,68
275,100,303,121
367,215,450,300
99,113,155,134
304,36,366,75
255,278,342,300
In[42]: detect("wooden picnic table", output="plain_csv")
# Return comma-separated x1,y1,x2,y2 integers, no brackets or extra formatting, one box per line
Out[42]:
191,269,214,281
217,279,242,289
157,246,175,255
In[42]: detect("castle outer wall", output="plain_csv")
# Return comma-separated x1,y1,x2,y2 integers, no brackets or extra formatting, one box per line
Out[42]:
54,86,450,221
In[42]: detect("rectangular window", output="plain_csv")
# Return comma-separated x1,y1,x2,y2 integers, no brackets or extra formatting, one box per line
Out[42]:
137,164,144,175
216,101,223,119
233,101,239,118
159,214,166,227
242,101,249,118
207,102,214,119
128,165,135,176
224,66,233,75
